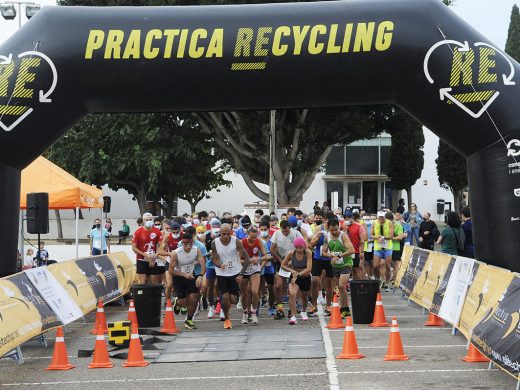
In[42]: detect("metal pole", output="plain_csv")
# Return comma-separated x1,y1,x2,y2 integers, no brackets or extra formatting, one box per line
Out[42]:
17,3,21,29
269,110,276,213
75,206,79,259
18,210,24,267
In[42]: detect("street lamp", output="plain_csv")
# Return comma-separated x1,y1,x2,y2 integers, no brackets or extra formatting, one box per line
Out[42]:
0,2,41,28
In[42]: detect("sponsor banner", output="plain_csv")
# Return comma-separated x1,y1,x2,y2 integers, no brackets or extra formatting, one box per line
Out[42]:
394,245,413,286
431,256,456,315
409,251,453,311
472,275,520,379
48,260,98,314
438,256,475,326
458,264,513,339
24,267,83,325
399,248,430,296
75,255,120,304
0,273,61,358
109,252,137,295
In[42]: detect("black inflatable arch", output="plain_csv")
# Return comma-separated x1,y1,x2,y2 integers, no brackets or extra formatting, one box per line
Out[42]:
0,0,519,275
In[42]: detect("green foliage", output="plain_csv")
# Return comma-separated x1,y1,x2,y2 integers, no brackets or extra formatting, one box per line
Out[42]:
506,4,520,62
386,108,425,191
435,139,467,198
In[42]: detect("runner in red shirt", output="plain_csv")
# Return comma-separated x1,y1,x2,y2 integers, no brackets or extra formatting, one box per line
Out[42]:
158,220,182,301
344,211,366,280
132,212,162,284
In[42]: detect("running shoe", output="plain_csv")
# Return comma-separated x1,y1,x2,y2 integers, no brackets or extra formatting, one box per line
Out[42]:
317,294,325,305
296,303,302,314
289,316,297,325
251,313,259,324
307,306,317,316
173,297,180,315
184,319,197,330
208,306,215,319
274,309,285,320
324,307,331,316
261,297,268,308
282,295,289,304
242,312,248,324
224,319,232,329
220,310,226,321
267,307,276,316
341,308,351,318
180,306,188,315
301,312,309,321
215,301,222,314
237,299,243,310
248,312,253,322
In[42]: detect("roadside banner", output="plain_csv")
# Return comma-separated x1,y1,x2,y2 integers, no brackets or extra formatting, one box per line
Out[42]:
394,244,413,286
75,255,121,304
431,256,456,315
438,256,475,326
399,248,430,296
472,275,520,379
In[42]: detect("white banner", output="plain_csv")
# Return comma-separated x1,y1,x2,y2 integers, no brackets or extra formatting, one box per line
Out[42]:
24,267,83,325
438,256,475,326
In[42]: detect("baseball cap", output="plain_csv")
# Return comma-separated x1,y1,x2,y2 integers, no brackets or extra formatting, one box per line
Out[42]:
377,211,386,218
344,210,353,218
210,218,221,227
196,225,206,233
170,222,181,230
293,237,306,248
241,215,252,227
288,215,298,227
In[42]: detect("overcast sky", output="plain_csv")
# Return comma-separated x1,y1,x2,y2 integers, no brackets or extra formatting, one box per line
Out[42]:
0,0,518,47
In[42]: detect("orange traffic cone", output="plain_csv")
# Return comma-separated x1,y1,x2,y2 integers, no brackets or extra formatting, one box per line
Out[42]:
384,316,409,361
90,299,108,335
123,322,150,367
88,325,114,369
425,312,445,327
160,299,180,334
127,300,139,328
463,343,489,363
337,317,365,359
45,327,74,370
370,293,390,327
326,294,344,329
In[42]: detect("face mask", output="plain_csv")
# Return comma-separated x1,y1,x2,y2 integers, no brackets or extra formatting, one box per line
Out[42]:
346,220,352,226
261,231,269,238
145,220,154,228
197,233,204,238
211,228,220,235
291,226,297,231
297,220,302,227
315,220,323,225
172,233,180,239
95,223,101,229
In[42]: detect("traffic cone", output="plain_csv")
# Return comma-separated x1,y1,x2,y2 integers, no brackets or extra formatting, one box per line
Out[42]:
325,294,344,329
88,325,114,368
384,316,409,361
90,299,108,335
123,322,149,367
45,327,74,370
463,343,489,363
160,299,180,334
337,317,365,359
370,293,390,327
215,300,222,314
425,312,445,327
127,300,139,328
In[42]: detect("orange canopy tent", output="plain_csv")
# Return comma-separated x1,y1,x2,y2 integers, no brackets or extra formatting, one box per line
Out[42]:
20,156,103,209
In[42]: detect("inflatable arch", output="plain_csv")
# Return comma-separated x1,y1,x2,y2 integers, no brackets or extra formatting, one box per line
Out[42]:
0,0,519,275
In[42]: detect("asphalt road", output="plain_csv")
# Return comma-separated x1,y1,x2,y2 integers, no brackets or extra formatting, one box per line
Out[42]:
0,290,515,390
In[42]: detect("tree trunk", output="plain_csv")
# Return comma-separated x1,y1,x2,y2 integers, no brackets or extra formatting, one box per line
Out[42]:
55,210,63,239
135,189,147,215
406,187,413,211
453,189,463,213
391,189,400,212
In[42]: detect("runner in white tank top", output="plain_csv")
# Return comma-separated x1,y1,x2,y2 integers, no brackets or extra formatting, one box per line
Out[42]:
211,223,251,329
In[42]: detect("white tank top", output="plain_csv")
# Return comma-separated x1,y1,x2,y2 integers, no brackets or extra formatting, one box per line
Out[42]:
214,236,242,276
174,246,198,274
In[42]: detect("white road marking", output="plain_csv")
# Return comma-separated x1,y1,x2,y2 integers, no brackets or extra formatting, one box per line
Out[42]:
328,327,451,332
334,344,466,350
337,369,496,374
286,344,314,347
317,305,340,390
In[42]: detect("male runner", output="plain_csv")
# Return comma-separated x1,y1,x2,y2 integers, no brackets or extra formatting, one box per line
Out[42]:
344,211,366,280
132,212,162,284
158,220,182,301
370,211,395,291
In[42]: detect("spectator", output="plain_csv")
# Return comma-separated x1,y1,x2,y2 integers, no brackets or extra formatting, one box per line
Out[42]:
136,217,144,227
418,212,438,250
404,203,422,245
23,248,35,270
118,220,130,244
460,207,474,258
322,201,330,215
313,201,321,213
105,218,112,234
437,211,465,256
254,209,264,224
397,198,405,214
90,218,110,255
35,241,49,266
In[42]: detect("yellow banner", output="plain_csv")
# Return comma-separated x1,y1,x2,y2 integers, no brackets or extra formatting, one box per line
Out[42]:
458,263,514,339
394,244,413,286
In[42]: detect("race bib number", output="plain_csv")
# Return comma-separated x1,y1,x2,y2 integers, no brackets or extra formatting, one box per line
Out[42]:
156,258,165,267
278,268,291,278
380,239,387,249
181,264,194,273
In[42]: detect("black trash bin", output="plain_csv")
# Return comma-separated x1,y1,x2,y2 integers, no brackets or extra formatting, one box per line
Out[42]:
131,284,163,327
350,280,380,324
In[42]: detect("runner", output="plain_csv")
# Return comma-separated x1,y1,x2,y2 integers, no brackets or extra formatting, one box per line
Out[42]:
240,226,268,324
158,220,182,302
132,212,162,284
281,237,313,325
322,217,355,318
391,213,407,283
203,218,221,319
169,233,206,330
363,215,375,279
370,211,394,291
259,221,276,316
211,223,251,329
343,211,366,280
270,219,303,320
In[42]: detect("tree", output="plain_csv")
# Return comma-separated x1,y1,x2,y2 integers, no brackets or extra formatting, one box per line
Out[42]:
386,108,425,211
506,5,520,61
47,113,230,215
435,140,467,212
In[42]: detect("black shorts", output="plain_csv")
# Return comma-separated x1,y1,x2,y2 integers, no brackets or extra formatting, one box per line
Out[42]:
332,266,352,278
262,273,275,285
392,250,402,261
352,253,360,268
293,275,311,292
364,251,373,263
173,275,198,299
311,259,333,278
136,260,166,275
217,275,240,296
242,272,260,279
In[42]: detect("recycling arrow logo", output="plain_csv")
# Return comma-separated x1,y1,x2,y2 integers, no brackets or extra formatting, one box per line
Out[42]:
0,51,57,132
424,40,515,118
